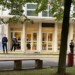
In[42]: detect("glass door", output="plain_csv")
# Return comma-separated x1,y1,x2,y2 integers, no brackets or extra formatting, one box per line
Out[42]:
42,33,53,51
32,33,37,50
26,32,37,50
11,32,21,50
42,33,47,50
48,33,52,50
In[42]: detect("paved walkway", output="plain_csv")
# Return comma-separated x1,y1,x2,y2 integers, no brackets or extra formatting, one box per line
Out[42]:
0,54,59,70
0,54,74,70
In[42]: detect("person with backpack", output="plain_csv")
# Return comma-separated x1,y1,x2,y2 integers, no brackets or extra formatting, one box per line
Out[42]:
2,35,8,54
69,40,74,54
11,36,17,51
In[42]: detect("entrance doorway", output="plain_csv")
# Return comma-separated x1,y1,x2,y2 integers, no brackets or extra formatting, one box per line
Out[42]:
26,32,37,51
11,31,21,50
42,33,53,50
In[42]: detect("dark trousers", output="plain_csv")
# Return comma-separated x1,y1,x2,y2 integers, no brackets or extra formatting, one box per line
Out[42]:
2,43,7,53
70,48,74,54
11,44,16,51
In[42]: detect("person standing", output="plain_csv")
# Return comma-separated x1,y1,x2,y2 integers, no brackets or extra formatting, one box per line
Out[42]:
69,40,74,54
11,37,17,51
2,35,8,54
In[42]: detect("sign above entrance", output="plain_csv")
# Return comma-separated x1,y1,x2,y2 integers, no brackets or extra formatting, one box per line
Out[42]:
42,23,55,27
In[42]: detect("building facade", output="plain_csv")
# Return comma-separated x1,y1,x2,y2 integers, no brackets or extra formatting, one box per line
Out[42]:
0,3,75,54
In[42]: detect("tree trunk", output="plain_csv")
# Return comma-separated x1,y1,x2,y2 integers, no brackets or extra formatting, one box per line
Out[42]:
57,0,72,74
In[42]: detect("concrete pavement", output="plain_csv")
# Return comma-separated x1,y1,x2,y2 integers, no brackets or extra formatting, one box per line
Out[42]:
0,54,59,70
0,54,74,70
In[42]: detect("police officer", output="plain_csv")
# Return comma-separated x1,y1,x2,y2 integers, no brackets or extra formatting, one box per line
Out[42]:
69,40,74,54
2,35,8,54
11,36,17,51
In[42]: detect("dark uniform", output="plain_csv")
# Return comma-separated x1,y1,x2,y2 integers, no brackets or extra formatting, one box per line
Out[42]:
11,38,17,51
2,37,8,53
69,40,74,53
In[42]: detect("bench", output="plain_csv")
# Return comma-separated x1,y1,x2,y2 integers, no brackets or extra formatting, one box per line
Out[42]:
0,58,43,70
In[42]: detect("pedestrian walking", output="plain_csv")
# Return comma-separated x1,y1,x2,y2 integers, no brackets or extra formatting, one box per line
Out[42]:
2,35,8,54
69,40,74,54
11,37,17,51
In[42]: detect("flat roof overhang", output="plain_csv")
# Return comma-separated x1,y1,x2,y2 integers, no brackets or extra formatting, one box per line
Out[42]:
0,15,75,24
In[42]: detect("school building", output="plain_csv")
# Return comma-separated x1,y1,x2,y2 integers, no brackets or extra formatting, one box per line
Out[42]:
0,3,75,54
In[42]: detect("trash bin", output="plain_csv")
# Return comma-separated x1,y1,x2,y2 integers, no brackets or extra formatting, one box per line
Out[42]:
68,53,74,67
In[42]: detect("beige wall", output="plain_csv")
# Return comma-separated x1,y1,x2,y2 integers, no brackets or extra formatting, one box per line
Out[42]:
2,21,74,53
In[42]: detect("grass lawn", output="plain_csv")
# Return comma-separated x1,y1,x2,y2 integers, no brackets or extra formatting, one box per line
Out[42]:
0,67,75,75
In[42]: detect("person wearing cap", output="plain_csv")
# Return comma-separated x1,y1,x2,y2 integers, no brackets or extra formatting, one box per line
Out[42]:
69,40,74,54
2,34,8,54
11,36,17,51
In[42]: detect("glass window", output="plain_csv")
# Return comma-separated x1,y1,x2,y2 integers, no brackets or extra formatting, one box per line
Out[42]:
26,33,37,50
32,42,37,50
48,33,52,41
15,32,21,40
42,33,47,41
32,33,37,50
33,33,37,41
42,11,48,17
42,25,54,51
11,32,21,50
27,34,31,41
42,42,47,50
57,33,61,50
27,10,38,16
48,42,52,50
42,33,53,50
42,5,51,17
26,42,31,50
26,34,31,50
27,4,37,9
27,3,38,16
57,25,62,50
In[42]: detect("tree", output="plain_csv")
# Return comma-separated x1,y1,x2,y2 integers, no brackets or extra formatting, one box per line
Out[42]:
35,0,73,74
58,0,72,74
0,0,74,74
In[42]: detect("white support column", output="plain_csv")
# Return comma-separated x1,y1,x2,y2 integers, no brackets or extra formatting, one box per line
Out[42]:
67,23,73,53
4,24,11,51
38,23,42,52
21,24,26,52
53,22,58,52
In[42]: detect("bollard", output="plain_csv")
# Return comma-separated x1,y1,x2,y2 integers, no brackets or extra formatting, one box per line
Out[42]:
68,53,74,67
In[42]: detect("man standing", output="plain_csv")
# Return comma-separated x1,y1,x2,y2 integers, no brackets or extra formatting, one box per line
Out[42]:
69,40,74,54
11,37,17,51
2,35,8,54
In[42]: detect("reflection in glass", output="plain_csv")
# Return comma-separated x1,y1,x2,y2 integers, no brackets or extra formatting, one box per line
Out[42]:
42,42,47,50
42,33,53,50
27,4,37,9
48,42,52,50
33,33,37,41
26,42,31,50
15,32,21,40
42,33,47,41
26,33,37,50
11,32,21,50
27,34,31,41
48,33,52,41
57,33,61,50
32,42,37,50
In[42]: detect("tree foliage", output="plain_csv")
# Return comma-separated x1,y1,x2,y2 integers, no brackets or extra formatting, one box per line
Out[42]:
0,0,75,20
0,0,75,74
